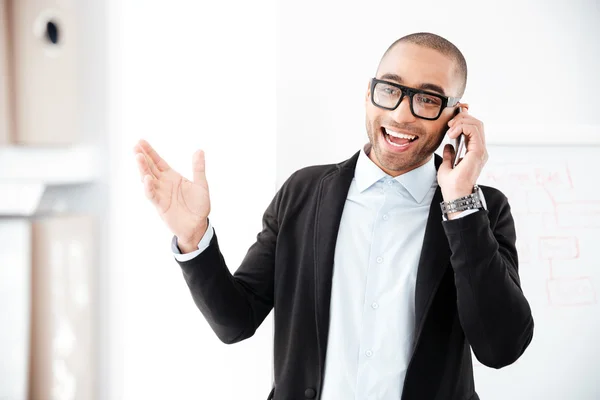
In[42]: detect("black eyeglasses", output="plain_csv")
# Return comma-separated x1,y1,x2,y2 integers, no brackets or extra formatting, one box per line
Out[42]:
370,78,460,121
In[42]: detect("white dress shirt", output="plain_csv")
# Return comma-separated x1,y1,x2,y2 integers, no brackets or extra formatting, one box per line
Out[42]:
172,147,480,400
319,148,438,400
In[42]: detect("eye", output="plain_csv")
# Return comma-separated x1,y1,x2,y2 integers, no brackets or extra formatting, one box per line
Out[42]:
415,94,442,106
382,87,399,96
375,82,401,97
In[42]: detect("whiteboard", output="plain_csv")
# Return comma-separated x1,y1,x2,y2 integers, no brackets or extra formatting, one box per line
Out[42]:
472,145,600,400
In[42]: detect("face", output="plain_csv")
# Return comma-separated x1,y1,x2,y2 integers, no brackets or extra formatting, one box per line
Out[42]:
365,43,462,177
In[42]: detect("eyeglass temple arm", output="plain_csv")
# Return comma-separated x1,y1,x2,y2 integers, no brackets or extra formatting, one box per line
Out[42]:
447,96,461,107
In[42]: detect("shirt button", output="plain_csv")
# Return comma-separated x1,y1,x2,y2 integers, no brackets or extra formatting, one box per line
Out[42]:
371,302,379,309
366,350,373,357
387,180,393,185
376,256,383,263
304,388,316,398
382,214,389,221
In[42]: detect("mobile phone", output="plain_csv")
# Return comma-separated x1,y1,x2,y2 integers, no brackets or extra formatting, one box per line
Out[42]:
452,107,466,168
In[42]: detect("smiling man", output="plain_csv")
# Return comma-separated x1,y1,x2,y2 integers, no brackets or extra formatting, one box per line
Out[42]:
134,32,534,400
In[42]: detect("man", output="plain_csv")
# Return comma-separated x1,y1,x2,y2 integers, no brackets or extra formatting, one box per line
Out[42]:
134,32,534,400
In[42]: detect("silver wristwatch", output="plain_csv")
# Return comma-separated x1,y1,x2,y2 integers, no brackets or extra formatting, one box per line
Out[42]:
440,184,486,219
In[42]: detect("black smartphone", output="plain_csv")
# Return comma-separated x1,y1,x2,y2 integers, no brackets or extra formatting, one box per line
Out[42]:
452,107,466,168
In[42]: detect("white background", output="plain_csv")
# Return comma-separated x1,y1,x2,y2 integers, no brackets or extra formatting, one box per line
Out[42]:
103,0,600,399
106,0,276,399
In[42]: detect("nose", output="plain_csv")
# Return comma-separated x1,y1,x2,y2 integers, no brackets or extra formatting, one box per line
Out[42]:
390,95,416,122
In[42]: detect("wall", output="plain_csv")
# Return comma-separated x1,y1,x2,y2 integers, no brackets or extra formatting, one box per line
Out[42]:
276,0,600,185
107,0,276,398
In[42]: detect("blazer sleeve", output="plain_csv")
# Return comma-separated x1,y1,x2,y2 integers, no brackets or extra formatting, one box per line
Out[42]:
175,190,281,345
443,191,534,369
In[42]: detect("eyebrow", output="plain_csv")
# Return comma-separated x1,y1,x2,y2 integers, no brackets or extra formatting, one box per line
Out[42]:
379,73,447,96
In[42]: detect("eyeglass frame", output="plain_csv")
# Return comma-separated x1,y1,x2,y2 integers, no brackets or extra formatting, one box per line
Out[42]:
370,77,461,121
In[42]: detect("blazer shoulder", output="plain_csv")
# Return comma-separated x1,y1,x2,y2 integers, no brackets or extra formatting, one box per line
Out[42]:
280,152,358,193
284,162,340,187
276,163,340,207
274,154,358,215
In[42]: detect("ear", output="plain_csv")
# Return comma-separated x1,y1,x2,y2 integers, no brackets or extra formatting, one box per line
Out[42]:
365,79,372,103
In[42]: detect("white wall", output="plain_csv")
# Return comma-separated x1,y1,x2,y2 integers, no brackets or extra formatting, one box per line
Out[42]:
107,1,276,399
276,0,600,185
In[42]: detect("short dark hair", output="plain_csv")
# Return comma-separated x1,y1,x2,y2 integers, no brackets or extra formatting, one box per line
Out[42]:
380,32,468,98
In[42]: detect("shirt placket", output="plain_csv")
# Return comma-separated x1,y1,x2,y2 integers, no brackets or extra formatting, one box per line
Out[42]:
355,178,393,400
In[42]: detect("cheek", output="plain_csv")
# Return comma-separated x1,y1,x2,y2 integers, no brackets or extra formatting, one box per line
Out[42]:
366,111,382,131
426,122,448,140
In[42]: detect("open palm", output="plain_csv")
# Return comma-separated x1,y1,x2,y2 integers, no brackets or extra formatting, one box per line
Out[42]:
134,139,211,244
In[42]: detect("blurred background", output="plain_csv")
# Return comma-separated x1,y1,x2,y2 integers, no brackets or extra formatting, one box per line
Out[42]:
0,0,598,399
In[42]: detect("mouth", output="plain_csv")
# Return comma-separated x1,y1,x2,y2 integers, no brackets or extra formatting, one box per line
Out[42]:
380,127,419,150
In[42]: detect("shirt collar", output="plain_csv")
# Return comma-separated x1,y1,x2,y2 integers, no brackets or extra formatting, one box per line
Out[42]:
355,144,388,193
355,143,437,203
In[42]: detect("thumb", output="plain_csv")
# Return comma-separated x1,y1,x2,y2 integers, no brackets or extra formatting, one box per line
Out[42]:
192,150,208,186
441,144,455,170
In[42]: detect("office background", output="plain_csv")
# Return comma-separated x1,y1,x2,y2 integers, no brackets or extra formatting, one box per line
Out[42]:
0,0,598,399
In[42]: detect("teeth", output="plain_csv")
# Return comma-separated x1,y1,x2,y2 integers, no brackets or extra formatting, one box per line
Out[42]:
384,128,416,140
385,134,409,147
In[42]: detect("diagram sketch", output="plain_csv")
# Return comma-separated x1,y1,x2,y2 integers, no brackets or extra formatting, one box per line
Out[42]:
480,156,598,308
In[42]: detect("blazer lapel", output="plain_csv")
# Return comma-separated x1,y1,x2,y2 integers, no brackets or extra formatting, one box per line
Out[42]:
313,151,359,370
412,154,452,346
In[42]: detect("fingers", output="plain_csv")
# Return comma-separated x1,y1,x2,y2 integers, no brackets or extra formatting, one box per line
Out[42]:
135,139,170,172
143,174,168,210
447,122,481,142
440,143,458,172
456,108,486,146
135,153,155,182
452,124,485,155
448,107,473,127
442,143,455,165
446,108,486,157
447,110,485,144
192,150,208,187
134,146,161,182
143,174,157,203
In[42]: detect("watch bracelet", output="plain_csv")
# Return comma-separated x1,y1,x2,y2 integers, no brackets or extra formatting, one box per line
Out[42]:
440,187,483,214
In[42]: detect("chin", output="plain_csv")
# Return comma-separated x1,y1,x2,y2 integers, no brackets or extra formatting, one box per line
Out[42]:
377,143,433,174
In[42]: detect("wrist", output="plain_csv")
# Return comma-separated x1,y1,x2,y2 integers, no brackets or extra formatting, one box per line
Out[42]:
178,221,209,253
445,211,463,220
441,185,474,202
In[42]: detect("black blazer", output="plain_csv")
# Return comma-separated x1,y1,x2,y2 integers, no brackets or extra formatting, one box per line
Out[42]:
176,151,534,400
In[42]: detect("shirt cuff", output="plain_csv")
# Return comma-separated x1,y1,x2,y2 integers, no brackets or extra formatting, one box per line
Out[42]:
171,221,215,262
442,208,480,221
